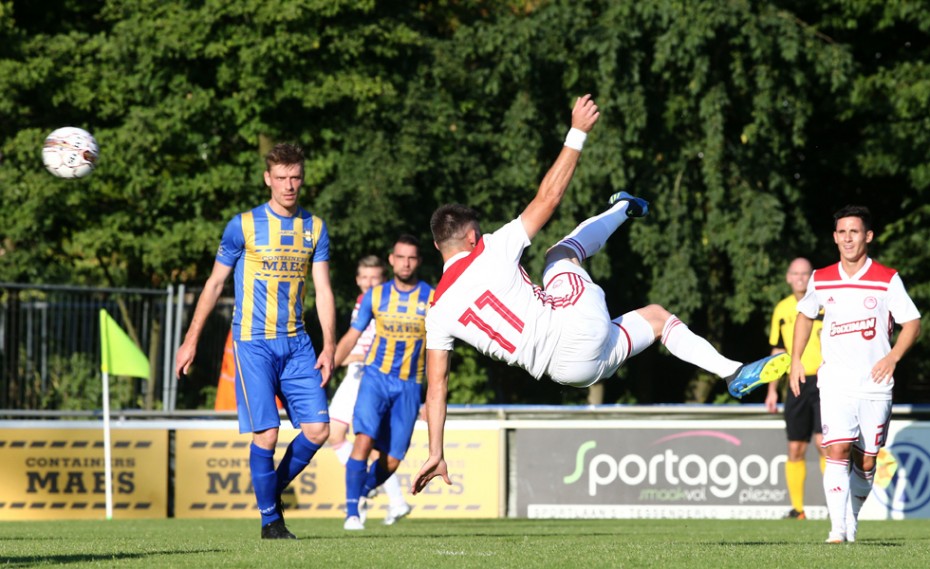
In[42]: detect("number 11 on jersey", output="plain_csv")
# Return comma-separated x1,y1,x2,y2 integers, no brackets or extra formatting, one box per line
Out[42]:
457,290,523,354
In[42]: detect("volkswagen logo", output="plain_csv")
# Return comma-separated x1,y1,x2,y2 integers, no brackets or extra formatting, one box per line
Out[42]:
874,442,930,513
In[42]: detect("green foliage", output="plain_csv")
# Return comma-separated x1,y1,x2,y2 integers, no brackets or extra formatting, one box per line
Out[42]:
447,345,497,404
2,0,929,405
27,351,138,411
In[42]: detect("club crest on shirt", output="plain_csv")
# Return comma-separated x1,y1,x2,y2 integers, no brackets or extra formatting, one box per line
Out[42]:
303,230,315,248
864,296,878,309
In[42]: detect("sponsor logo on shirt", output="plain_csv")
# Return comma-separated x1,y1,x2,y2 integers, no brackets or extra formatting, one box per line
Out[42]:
829,317,876,340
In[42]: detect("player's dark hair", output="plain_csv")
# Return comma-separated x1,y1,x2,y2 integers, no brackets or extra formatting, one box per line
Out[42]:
833,204,872,233
430,204,480,245
394,234,421,255
265,143,305,171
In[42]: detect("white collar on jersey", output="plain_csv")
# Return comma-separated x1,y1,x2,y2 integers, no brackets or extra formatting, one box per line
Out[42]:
443,250,471,273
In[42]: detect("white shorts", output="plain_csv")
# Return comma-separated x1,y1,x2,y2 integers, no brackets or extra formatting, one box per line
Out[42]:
329,362,363,425
543,262,655,387
820,390,892,456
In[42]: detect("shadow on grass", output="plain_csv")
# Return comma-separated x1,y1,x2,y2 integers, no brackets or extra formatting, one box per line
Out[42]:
2,550,222,567
714,540,906,547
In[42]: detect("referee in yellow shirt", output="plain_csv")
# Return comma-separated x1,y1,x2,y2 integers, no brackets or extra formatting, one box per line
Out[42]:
766,257,826,520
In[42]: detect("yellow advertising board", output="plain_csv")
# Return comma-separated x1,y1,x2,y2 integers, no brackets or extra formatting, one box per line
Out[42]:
174,424,501,519
0,428,168,520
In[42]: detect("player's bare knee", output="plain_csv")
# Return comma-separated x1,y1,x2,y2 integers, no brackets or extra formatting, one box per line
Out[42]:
252,428,279,450
385,455,402,473
302,422,329,445
636,304,672,336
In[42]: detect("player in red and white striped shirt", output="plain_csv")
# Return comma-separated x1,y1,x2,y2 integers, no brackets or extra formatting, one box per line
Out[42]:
412,95,789,495
790,205,921,543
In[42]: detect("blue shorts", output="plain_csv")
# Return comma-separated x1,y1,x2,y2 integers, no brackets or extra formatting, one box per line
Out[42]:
233,334,329,434
352,367,421,461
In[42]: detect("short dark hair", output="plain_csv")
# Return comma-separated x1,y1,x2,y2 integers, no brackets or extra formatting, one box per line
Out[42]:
394,234,421,255
265,143,305,171
833,204,872,233
430,204,480,245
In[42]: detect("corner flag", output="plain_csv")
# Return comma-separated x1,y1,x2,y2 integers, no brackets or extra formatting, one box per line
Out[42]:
98,309,150,520
99,309,150,378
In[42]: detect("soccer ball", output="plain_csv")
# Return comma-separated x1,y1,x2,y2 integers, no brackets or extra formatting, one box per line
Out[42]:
42,127,99,179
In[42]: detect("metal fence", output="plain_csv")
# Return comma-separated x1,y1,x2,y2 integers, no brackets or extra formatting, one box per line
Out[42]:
0,283,189,411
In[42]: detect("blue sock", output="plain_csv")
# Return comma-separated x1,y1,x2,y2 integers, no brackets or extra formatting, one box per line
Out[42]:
275,432,321,495
250,443,279,526
362,460,392,496
345,458,367,518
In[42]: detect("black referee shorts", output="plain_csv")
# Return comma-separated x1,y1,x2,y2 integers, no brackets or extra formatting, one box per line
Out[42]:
784,374,821,442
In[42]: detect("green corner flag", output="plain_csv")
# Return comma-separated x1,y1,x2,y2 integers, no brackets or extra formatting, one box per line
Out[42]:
99,309,150,378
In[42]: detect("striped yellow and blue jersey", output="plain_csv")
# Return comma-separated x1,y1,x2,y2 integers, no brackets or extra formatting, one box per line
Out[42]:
351,280,434,382
217,204,329,341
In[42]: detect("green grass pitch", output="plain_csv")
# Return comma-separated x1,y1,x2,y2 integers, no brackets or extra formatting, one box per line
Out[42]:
2,518,929,568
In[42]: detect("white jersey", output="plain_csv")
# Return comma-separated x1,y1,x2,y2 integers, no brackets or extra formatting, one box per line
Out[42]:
426,218,561,380
348,293,377,358
797,257,920,400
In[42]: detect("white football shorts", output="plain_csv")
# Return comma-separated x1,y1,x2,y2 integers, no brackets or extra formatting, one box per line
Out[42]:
329,362,364,425
820,389,892,456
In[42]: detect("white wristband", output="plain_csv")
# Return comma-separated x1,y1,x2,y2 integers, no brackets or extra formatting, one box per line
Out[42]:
564,128,587,151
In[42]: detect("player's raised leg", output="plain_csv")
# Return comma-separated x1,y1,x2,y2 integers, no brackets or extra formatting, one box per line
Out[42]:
548,192,649,264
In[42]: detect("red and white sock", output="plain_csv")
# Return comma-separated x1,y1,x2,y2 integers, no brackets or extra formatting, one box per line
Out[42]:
555,201,631,261
661,316,741,378
824,458,851,538
846,463,874,541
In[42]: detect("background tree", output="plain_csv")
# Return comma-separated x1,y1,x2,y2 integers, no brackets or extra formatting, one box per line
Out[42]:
1,0,927,408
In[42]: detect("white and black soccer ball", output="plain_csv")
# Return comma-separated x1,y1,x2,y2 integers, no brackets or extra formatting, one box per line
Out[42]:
42,127,99,179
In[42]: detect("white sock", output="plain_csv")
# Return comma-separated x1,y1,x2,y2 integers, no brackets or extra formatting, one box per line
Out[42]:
824,458,850,537
847,464,874,539
660,316,741,378
382,473,407,508
555,201,631,261
333,441,353,465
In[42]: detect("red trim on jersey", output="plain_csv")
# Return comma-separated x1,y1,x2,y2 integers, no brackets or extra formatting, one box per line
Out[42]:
863,261,897,283
817,283,889,291
432,238,486,304
813,261,897,284
814,263,841,282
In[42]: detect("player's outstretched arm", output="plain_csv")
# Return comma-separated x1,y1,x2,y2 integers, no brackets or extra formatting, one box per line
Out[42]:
520,95,600,240
412,349,453,495
311,261,337,386
175,261,232,378
333,327,363,369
